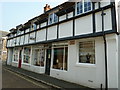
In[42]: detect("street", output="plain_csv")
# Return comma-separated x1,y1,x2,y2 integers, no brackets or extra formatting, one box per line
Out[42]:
2,67,53,89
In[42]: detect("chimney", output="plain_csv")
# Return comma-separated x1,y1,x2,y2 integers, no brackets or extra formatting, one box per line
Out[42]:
44,4,51,12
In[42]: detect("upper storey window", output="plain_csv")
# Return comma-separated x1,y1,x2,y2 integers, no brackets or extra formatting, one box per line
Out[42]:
31,23,37,31
49,13,58,25
76,0,92,15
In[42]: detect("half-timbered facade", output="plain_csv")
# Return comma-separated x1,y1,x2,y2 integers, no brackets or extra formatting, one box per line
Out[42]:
6,0,120,89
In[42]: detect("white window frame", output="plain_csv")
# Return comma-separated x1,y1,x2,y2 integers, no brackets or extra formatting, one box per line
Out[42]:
23,47,31,65
76,0,92,15
49,13,58,25
32,47,45,67
51,42,68,71
78,40,95,65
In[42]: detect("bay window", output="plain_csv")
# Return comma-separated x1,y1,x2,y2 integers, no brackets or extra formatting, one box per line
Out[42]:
76,0,92,15
23,47,31,64
52,44,68,71
79,41,95,64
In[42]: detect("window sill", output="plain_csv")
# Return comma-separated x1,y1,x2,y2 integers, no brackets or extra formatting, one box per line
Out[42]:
22,63,30,66
51,68,67,72
12,61,18,63
75,63,96,68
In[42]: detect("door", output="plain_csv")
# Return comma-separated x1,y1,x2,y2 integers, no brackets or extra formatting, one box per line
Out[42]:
45,49,51,75
18,50,22,68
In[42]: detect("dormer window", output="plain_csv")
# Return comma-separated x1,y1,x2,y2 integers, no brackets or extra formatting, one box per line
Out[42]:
31,23,37,31
49,13,58,25
76,0,92,15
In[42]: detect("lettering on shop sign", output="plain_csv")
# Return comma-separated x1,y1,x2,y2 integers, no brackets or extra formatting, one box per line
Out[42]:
69,40,75,45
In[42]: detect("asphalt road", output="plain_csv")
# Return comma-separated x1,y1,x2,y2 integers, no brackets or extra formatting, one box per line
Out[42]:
2,67,53,89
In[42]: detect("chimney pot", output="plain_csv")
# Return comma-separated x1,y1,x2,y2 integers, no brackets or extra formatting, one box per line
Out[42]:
44,4,51,12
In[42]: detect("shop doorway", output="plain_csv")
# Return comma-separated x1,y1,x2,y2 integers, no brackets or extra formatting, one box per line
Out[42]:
45,49,51,75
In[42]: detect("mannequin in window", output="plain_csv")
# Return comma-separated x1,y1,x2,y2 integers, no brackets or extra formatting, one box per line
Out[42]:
86,53,91,63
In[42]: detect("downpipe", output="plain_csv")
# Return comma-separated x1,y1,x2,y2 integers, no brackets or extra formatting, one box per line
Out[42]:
101,8,108,90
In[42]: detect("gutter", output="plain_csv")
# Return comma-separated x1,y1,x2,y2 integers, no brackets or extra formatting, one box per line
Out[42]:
101,8,108,90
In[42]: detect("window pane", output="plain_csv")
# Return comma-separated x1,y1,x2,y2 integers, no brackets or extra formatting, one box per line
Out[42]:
23,47,31,64
53,48,64,70
79,41,95,64
77,2,83,15
84,0,92,12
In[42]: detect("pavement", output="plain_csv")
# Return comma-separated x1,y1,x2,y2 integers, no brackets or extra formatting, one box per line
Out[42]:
3,64,94,90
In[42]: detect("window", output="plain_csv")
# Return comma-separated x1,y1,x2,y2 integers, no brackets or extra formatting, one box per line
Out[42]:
31,23,37,31
76,0,92,15
49,13,58,24
52,44,68,71
32,48,45,66
23,47,31,64
13,48,19,62
79,41,95,64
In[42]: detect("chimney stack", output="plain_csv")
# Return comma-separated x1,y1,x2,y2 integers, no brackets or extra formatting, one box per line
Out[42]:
44,4,51,12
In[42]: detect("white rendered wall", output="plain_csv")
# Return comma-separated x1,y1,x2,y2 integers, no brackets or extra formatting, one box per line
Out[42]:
24,34,29,44
16,37,20,46
50,34,118,88
20,36,24,45
106,34,118,88
59,15,66,22
59,20,73,38
36,29,46,42
100,0,111,8
95,9,112,32
41,22,47,28
75,15,93,36
47,26,57,40
118,35,120,90
68,12,73,19
7,48,13,65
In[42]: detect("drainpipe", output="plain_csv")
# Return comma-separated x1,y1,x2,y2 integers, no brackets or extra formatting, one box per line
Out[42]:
101,8,108,90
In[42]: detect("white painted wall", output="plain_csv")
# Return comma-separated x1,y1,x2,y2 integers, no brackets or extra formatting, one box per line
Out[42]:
21,31,24,34
25,29,29,33
16,37,20,46
106,35,118,88
41,22,47,28
75,15,93,36
68,12,73,19
50,34,118,88
20,36,24,45
59,15,66,22
95,2,99,10
59,20,73,38
36,29,46,42
100,0,111,8
7,48,13,65
95,9,112,32
24,34,29,44
29,32,35,44
118,35,120,90
47,26,57,40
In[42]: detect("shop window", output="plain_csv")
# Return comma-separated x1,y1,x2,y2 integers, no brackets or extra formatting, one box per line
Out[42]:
23,47,31,64
53,46,68,71
76,0,92,15
49,13,58,25
32,48,45,67
13,48,19,62
79,41,95,64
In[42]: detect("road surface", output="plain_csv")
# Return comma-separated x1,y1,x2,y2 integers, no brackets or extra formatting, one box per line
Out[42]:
2,67,53,89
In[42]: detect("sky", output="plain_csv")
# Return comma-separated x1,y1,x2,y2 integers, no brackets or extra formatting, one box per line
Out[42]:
0,0,120,32
0,0,67,32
